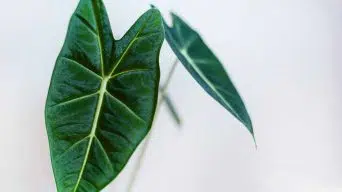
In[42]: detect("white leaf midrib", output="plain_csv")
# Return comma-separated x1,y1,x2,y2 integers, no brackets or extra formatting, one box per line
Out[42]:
179,48,242,122
73,76,109,192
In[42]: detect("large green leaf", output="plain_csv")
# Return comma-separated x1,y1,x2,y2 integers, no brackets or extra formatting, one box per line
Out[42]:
45,0,164,191
163,13,254,137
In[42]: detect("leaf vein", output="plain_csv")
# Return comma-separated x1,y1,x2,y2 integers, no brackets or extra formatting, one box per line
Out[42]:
180,50,242,122
105,91,146,124
60,57,102,80
101,129,133,146
109,14,155,76
94,136,114,173
74,13,98,36
110,69,151,79
90,0,105,77
55,136,90,162
50,92,99,108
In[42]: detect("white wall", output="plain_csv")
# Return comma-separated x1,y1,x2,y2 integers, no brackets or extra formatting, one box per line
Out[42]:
0,0,341,191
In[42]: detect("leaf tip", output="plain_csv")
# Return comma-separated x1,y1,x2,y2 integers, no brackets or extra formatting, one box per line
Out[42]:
249,130,257,150
176,119,182,127
169,12,178,22
245,122,257,149
243,118,255,146
147,4,162,20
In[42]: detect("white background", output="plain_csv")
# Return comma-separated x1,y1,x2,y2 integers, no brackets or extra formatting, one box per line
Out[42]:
1,0,342,191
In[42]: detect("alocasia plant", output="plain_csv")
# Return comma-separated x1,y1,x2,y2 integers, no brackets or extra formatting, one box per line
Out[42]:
45,0,254,191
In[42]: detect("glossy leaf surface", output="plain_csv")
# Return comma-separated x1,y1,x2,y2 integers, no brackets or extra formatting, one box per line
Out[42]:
45,0,164,191
163,13,254,136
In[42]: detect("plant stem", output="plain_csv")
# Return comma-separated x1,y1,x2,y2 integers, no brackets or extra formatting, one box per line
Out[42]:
160,58,179,94
127,59,179,192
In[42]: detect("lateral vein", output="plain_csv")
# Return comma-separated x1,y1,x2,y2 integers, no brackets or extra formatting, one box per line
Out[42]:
91,0,105,77
55,136,90,162
109,14,154,76
94,136,114,173
74,13,98,36
60,57,102,80
51,92,99,108
110,69,150,79
105,91,146,124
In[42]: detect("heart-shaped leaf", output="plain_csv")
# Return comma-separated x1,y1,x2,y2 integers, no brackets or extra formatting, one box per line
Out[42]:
45,0,164,191
163,13,254,137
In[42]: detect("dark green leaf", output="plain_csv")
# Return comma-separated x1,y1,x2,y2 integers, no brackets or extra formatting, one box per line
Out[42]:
161,93,182,126
163,13,254,137
45,0,164,191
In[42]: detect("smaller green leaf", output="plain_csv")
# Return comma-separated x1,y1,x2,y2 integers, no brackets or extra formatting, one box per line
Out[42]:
161,93,182,126
163,13,254,138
